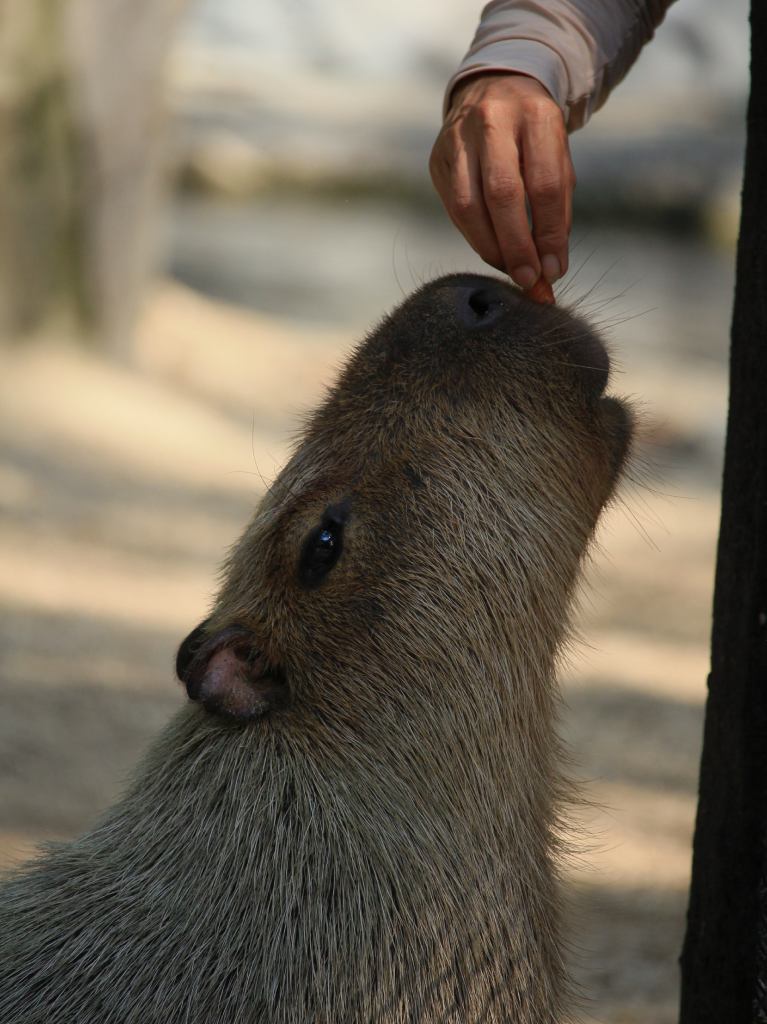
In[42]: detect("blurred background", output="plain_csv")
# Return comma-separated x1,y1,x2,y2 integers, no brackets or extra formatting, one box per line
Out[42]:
0,1,748,1021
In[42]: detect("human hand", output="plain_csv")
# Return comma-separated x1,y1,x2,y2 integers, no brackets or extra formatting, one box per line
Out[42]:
430,73,575,294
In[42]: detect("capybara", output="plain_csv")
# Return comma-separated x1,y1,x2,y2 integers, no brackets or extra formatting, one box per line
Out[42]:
0,274,632,1023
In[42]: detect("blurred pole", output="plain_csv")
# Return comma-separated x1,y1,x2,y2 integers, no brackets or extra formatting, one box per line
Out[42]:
679,2,767,1021
0,0,186,357
0,3,82,339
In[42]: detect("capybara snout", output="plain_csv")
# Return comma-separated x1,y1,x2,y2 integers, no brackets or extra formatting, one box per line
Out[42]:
420,273,614,402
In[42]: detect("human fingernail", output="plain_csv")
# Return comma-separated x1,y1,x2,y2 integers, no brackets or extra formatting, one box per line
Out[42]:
542,255,561,283
511,265,537,290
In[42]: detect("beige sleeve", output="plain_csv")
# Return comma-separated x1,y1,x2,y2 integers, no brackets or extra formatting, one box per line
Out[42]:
445,0,676,130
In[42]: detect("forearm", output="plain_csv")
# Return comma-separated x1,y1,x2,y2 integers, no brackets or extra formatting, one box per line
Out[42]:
445,0,675,130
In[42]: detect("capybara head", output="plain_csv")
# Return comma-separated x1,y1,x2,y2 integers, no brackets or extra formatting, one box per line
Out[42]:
177,273,631,771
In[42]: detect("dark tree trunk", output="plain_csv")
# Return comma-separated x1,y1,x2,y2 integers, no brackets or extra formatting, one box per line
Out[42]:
679,2,767,1020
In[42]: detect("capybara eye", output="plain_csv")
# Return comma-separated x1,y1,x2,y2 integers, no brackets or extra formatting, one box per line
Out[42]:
298,521,344,589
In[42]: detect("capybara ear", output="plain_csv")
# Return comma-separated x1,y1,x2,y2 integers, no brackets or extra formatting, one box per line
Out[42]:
175,622,288,722
175,618,211,683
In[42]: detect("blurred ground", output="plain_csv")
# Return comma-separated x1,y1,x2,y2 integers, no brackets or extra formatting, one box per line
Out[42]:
0,267,724,1023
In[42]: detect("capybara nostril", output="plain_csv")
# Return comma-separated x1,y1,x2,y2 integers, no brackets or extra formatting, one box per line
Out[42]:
457,284,508,328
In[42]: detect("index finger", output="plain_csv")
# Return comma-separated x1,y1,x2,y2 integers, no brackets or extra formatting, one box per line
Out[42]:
478,128,540,290
521,112,574,281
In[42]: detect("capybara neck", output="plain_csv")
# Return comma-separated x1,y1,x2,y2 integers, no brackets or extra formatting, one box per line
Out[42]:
0,274,632,1023
1,701,567,1021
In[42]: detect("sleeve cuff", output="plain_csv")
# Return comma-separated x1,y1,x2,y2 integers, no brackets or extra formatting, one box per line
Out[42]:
442,38,570,121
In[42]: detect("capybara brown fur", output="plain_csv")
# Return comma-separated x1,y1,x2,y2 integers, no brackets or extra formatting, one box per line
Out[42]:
0,274,632,1023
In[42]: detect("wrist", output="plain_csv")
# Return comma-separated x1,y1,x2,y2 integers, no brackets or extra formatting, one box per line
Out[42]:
447,71,554,118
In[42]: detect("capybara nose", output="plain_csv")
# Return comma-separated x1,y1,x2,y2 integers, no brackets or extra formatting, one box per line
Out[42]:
455,279,509,328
